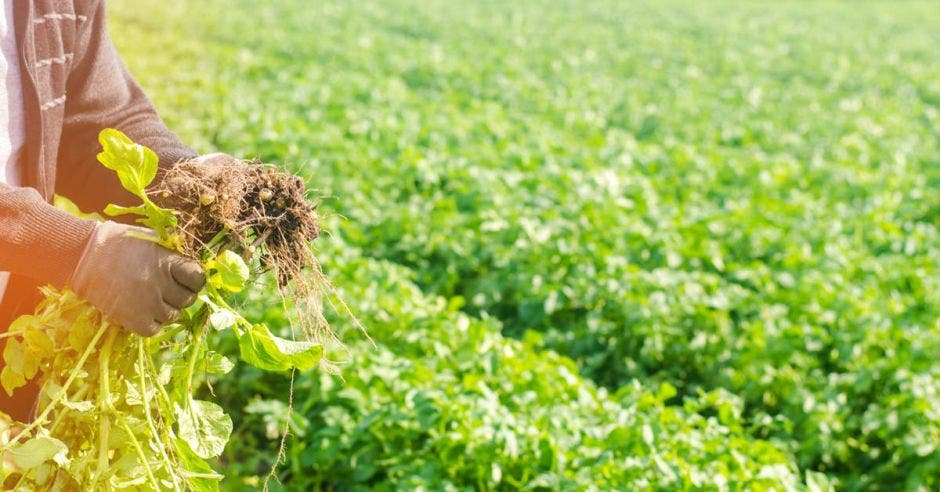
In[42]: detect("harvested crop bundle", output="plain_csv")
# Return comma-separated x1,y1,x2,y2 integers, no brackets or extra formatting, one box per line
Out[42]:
0,129,335,491
152,156,320,284
150,155,330,344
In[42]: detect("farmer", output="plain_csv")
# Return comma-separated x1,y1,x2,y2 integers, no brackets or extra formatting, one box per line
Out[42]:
0,1,212,420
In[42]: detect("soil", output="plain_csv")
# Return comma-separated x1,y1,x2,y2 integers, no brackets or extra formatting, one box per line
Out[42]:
150,155,320,285
149,155,330,342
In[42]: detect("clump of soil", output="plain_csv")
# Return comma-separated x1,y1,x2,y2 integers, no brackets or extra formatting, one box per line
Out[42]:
151,155,319,283
149,155,329,341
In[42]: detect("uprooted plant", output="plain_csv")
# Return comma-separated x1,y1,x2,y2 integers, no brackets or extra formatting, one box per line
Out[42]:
0,129,340,491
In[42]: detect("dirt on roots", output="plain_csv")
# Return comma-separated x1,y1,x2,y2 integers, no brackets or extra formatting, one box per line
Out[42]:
149,155,331,343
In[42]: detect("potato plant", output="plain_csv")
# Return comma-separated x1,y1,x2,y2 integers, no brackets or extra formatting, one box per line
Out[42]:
0,130,325,491
107,0,940,490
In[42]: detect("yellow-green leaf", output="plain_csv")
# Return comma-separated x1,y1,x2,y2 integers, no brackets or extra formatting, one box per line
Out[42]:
5,436,69,469
176,399,233,459
238,324,323,372
96,128,159,198
1,366,26,396
205,251,250,293
54,194,104,221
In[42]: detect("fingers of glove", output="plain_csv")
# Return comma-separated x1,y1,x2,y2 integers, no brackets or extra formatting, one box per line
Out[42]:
135,319,164,338
155,302,182,325
107,308,162,338
103,287,174,337
131,298,178,337
71,222,190,339
169,258,206,293
163,284,198,310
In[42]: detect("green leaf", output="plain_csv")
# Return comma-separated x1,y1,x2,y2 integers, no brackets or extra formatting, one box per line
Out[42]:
5,436,69,469
103,203,149,218
60,399,96,412
41,382,95,413
1,336,39,392
6,314,40,334
1,366,26,396
96,129,180,249
172,438,222,492
806,471,836,492
2,337,24,373
97,128,159,198
238,324,323,372
137,210,180,249
104,204,180,250
54,194,104,221
205,250,250,293
205,351,234,375
177,398,233,459
208,309,238,331
23,328,54,358
245,398,310,439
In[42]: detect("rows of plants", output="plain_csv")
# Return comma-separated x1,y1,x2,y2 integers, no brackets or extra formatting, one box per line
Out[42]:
110,0,940,489
212,234,805,490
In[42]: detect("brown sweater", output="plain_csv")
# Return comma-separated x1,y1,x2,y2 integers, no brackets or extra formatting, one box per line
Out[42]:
0,0,197,300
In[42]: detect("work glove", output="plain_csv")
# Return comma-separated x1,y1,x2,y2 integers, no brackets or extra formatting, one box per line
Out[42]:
70,221,206,337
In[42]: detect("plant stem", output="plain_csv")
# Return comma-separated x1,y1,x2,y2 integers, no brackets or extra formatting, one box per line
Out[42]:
10,321,111,443
47,385,89,435
93,329,118,491
147,322,186,346
117,414,159,490
141,341,188,489
183,308,210,400
138,337,183,492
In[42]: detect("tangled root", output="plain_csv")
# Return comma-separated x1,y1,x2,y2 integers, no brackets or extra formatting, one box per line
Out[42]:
149,155,332,345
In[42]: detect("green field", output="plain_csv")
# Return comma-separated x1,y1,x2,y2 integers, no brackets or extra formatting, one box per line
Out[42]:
111,0,940,490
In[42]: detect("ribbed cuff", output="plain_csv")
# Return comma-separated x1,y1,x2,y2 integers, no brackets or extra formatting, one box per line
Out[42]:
22,195,97,288
65,221,103,288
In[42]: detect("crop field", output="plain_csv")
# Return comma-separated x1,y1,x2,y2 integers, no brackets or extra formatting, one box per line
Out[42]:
110,0,940,490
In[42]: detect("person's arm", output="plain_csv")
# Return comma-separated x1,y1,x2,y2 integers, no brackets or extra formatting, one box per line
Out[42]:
0,184,95,287
3,1,205,333
55,0,198,216
0,183,205,336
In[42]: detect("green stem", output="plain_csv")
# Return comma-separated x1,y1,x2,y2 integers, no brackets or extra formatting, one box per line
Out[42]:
147,322,186,346
10,383,91,490
203,227,231,259
117,414,159,491
183,309,210,400
141,343,186,487
10,321,111,443
144,350,174,413
137,338,182,492
47,385,89,434
93,329,118,491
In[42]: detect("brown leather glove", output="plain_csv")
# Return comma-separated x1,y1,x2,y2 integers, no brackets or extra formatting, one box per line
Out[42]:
70,221,205,336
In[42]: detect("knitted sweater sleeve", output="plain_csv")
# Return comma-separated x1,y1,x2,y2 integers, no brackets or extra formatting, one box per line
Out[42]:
0,0,196,288
55,0,198,215
0,184,94,287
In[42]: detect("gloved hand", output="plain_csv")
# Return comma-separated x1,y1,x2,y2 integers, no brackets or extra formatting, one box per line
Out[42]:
70,221,206,336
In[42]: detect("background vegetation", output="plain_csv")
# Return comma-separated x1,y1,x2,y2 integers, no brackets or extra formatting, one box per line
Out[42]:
110,0,940,490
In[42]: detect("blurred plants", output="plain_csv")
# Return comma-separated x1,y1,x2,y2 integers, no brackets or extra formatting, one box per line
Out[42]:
111,0,940,489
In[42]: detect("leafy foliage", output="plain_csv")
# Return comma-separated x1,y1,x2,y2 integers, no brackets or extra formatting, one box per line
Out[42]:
108,0,940,490
0,131,322,490
98,128,181,249
216,237,803,490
